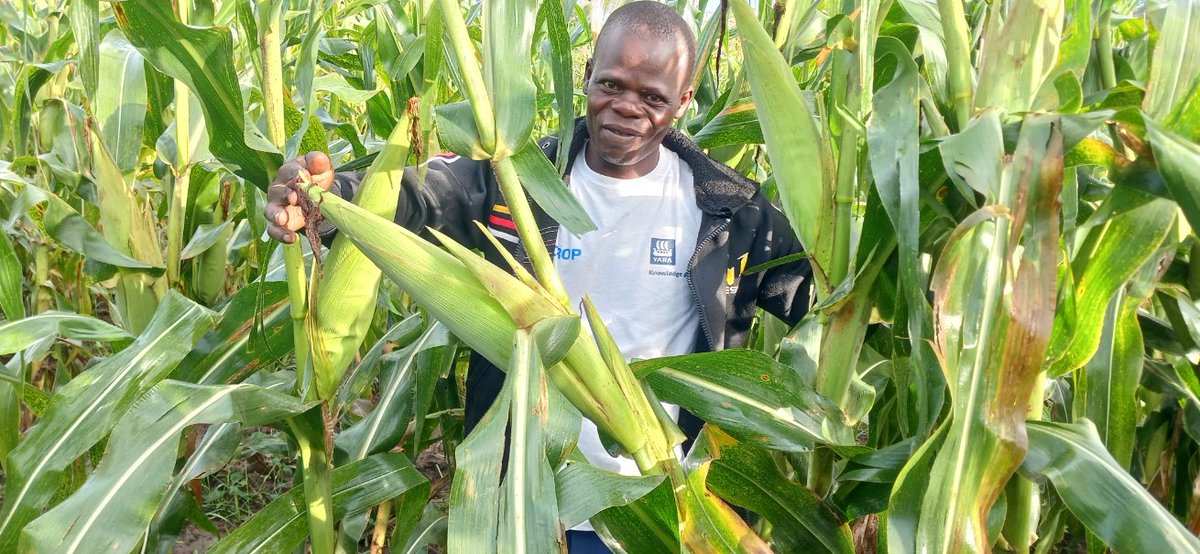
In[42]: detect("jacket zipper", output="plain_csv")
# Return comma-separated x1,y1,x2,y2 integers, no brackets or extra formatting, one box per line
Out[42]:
687,218,730,351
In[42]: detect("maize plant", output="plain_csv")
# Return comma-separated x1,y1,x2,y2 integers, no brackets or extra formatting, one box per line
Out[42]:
1,0,1200,552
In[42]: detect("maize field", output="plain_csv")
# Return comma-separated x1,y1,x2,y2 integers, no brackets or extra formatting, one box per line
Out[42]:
1,0,1199,551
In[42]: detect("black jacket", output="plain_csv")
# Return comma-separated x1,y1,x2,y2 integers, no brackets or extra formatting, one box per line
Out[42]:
331,119,813,432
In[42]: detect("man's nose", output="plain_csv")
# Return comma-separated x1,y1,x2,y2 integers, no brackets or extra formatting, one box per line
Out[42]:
611,91,640,116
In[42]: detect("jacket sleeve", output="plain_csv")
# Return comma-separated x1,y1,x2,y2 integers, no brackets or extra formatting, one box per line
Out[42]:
326,155,495,247
755,201,813,327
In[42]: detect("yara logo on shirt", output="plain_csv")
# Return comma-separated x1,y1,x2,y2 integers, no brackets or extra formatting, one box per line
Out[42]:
650,238,676,265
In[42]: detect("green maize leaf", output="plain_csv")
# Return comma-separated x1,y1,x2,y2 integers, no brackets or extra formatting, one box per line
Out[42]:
95,29,148,175
692,100,763,149
172,373,296,492
419,0,445,163
591,476,681,554
396,509,447,554
335,314,426,407
868,37,936,441
208,452,427,554
939,110,1005,202
731,0,832,294
20,381,305,553
1022,420,1200,553
678,460,771,554
179,220,234,260
537,0,574,174
408,329,459,456
511,140,597,235
1054,0,1093,83
112,0,281,187
335,322,452,463
145,419,241,546
1065,137,1117,169
974,0,1063,113
311,108,414,401
887,424,948,552
388,480,435,553
448,325,581,552
435,101,490,159
1143,355,1200,444
0,312,131,355
313,72,382,104
1143,0,1200,141
695,426,855,553
631,349,855,450
0,340,53,422
482,0,537,158
554,461,665,529
69,0,98,99
542,366,584,469
142,61,173,150
1044,71,1084,112
1044,187,1175,376
1073,246,1160,468
284,0,335,160
529,314,582,369
30,183,161,272
374,5,422,83
836,438,919,519
0,383,15,474
0,293,216,550
1147,119,1200,234
912,115,1063,551
172,281,292,385
8,63,63,157
498,331,561,553
447,343,511,553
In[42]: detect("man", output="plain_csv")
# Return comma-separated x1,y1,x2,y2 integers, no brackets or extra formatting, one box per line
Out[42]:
266,2,811,551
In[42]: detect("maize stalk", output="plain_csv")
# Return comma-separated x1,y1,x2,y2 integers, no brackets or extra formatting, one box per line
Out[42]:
165,0,190,289
937,0,974,130
258,2,333,552
436,0,567,305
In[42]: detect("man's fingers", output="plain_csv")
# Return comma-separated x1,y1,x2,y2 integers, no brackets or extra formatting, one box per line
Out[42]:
284,205,307,232
305,151,335,191
267,224,296,244
263,153,326,245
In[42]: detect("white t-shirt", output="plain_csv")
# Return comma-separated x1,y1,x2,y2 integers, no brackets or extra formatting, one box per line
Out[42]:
554,143,702,503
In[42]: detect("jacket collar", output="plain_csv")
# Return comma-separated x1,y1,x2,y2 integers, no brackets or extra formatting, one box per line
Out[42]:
560,118,759,217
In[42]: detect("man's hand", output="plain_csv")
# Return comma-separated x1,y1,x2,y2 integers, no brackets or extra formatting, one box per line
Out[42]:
264,151,335,243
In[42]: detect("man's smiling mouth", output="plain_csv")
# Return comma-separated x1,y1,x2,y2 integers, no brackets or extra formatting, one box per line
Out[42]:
602,125,641,139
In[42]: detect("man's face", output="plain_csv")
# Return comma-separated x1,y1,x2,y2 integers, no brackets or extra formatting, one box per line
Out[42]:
584,27,694,179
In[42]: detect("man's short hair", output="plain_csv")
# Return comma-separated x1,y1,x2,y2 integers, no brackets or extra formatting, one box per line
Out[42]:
595,1,697,85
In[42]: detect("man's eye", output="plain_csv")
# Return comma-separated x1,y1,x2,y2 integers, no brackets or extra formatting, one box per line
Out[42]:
646,95,664,103
601,80,618,90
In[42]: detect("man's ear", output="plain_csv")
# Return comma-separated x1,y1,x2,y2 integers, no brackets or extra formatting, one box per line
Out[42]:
582,58,594,91
673,88,695,119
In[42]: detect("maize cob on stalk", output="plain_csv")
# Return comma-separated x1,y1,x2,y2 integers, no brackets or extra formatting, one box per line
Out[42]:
309,101,417,402
303,186,678,471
